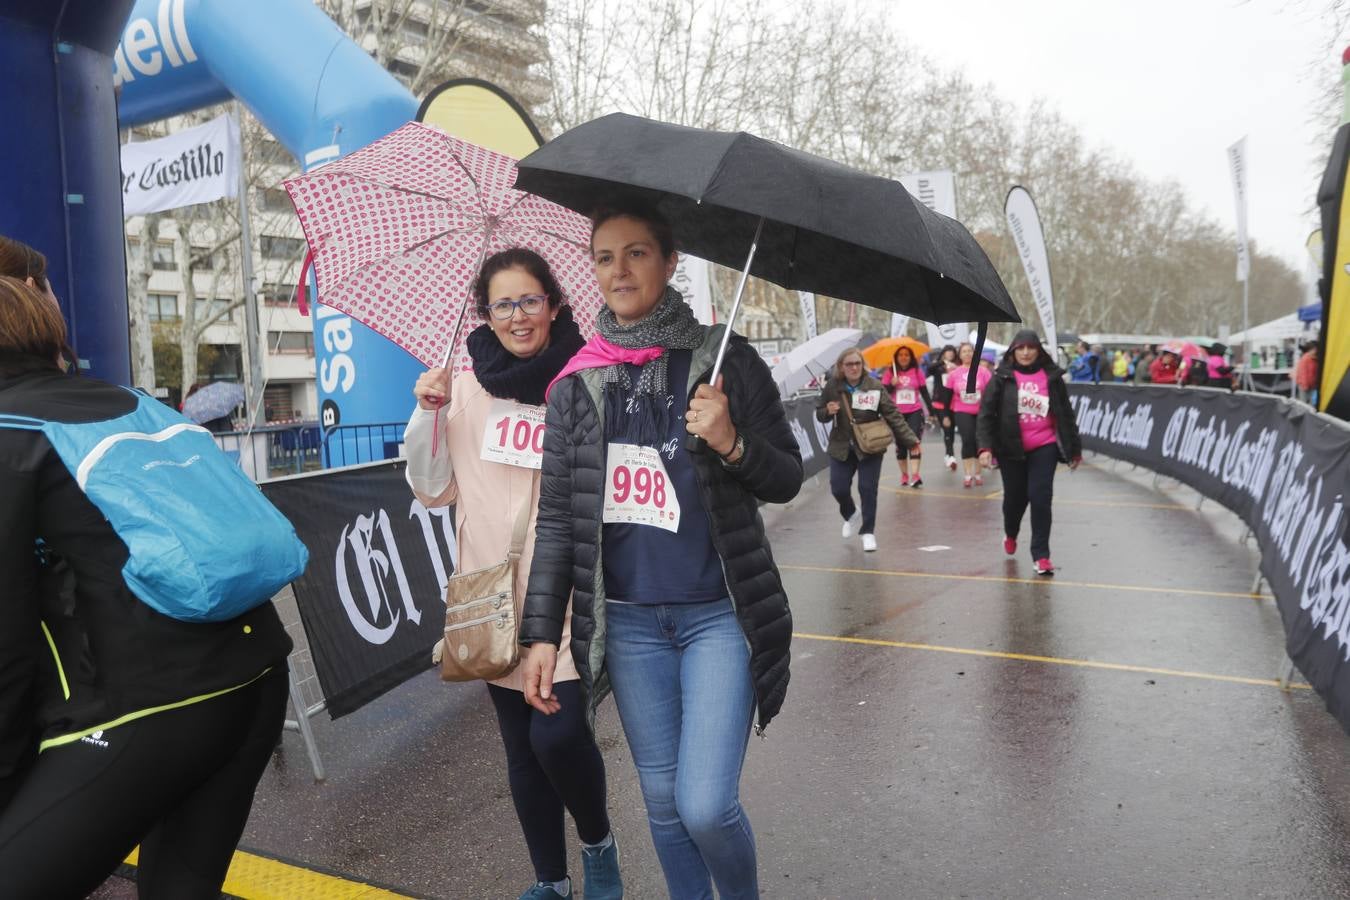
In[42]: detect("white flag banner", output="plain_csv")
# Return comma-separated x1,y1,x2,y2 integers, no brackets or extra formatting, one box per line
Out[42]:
900,171,964,346
1228,136,1250,282
797,291,818,340
1004,185,1057,344
890,313,909,338
899,170,957,218
925,321,963,350
121,113,240,216
673,253,715,325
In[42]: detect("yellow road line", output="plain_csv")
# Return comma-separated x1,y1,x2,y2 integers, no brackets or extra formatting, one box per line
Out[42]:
124,846,414,899
880,485,1188,510
778,562,1266,601
793,631,1311,690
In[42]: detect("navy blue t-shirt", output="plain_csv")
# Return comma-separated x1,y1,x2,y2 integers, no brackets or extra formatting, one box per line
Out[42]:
602,350,728,604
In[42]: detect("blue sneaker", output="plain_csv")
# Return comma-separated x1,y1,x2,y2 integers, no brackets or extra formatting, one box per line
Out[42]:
519,881,571,900
582,836,623,899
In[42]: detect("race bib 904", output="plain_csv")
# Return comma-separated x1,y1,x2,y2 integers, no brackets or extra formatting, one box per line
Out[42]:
852,390,881,412
603,443,681,532
480,398,545,469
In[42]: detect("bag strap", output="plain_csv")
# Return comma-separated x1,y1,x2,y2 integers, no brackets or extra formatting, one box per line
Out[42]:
507,471,538,559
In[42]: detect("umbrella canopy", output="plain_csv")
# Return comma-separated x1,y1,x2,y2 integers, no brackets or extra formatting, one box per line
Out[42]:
514,114,1019,327
771,328,863,395
861,336,929,370
1056,330,1082,346
182,381,245,425
1160,340,1204,367
283,122,604,373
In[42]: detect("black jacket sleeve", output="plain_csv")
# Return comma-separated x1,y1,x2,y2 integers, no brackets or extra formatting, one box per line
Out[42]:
0,437,44,801
976,374,1005,453
722,346,803,504
520,381,578,647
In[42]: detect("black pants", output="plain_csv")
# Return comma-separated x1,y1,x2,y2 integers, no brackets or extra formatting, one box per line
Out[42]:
830,448,882,534
954,412,979,459
1000,443,1060,560
488,680,611,883
0,666,288,899
936,410,956,456
896,411,925,460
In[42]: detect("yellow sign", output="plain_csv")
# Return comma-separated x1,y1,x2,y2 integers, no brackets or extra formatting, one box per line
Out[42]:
1323,159,1350,411
416,79,543,159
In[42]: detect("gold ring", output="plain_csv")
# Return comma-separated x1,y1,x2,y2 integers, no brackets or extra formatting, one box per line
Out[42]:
690,410,699,423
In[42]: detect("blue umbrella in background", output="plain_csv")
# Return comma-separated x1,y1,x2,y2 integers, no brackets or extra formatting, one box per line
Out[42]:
182,381,246,425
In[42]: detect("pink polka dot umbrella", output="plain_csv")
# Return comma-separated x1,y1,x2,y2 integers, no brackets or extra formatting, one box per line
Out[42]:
283,122,604,375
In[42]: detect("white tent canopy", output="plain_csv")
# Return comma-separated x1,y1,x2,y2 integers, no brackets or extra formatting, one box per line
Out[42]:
1229,312,1317,346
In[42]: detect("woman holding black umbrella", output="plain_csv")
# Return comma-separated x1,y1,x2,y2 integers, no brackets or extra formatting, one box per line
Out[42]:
976,330,1082,576
519,201,802,899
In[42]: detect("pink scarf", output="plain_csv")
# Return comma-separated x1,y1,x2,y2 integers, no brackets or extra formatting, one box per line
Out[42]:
546,335,664,399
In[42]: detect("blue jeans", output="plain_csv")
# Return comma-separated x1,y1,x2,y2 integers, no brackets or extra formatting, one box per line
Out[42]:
604,598,758,899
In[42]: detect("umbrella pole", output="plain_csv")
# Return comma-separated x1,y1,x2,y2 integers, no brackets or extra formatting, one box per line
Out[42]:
709,216,765,384
687,216,764,456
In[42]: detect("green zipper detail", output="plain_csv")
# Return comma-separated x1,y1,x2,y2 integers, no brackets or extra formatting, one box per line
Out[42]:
38,666,273,753
39,621,70,701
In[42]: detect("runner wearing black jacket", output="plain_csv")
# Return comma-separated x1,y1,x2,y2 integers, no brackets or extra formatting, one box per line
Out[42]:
928,346,958,470
0,277,291,899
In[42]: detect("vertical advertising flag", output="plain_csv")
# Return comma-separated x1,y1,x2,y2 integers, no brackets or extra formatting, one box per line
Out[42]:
1228,136,1251,282
890,313,910,338
672,253,716,325
1004,186,1058,345
797,291,818,341
900,171,965,346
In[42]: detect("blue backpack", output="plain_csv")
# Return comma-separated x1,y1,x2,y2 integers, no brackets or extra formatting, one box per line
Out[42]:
0,390,309,623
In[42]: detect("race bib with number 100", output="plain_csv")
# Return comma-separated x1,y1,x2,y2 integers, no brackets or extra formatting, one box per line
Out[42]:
480,398,546,469
602,443,681,532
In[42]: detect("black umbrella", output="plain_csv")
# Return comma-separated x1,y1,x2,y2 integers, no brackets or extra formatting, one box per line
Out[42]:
516,115,1017,447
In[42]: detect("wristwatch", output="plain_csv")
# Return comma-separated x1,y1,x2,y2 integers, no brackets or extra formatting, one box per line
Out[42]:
719,433,746,468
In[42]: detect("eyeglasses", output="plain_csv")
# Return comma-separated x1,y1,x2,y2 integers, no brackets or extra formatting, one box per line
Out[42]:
488,294,548,320
843,361,863,367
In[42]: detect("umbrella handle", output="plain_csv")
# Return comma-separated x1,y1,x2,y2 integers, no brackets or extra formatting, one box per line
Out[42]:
687,216,765,456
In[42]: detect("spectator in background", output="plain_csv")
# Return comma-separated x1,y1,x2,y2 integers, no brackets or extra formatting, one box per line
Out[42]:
1150,349,1181,385
1134,348,1155,384
1068,341,1104,384
1112,351,1130,382
1295,342,1320,405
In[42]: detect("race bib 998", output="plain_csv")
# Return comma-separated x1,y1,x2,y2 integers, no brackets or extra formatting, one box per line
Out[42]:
603,443,681,532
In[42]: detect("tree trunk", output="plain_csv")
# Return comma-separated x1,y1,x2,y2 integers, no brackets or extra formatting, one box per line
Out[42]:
127,215,160,390
177,230,199,397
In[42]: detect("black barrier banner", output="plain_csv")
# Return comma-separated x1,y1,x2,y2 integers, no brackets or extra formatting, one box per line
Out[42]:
783,395,832,482
1066,384,1350,732
262,461,454,719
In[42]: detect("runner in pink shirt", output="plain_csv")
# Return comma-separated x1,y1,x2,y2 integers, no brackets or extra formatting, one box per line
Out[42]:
880,346,931,488
944,343,992,487
976,330,1083,576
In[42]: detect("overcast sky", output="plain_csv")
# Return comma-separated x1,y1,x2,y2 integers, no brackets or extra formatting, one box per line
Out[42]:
874,0,1338,279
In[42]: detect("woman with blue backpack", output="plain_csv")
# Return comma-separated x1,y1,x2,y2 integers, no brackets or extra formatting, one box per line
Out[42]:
0,274,301,898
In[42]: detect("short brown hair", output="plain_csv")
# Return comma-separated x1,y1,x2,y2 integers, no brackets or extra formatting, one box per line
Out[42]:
0,236,49,291
0,275,67,365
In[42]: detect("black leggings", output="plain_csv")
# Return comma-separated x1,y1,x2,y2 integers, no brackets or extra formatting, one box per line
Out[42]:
936,409,956,456
954,412,979,459
488,680,611,883
896,411,925,460
1000,443,1059,560
0,666,288,899
830,448,883,534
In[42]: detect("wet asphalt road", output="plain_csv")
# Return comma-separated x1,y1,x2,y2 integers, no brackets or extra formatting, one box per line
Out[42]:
101,437,1350,899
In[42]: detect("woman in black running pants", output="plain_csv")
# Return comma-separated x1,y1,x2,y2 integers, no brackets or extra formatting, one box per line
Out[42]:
0,275,293,899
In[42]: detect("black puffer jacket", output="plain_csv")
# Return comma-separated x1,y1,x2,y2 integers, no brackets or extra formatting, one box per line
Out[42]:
976,359,1082,462
520,327,802,731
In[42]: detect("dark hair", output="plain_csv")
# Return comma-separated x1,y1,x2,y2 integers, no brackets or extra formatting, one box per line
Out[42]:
892,345,917,369
0,235,49,291
589,199,676,259
0,276,66,374
940,344,958,362
472,248,565,319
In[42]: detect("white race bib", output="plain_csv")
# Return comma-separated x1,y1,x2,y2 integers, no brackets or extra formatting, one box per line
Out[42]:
960,391,980,406
896,388,918,406
851,390,881,412
480,398,546,469
603,443,681,532
1017,384,1050,418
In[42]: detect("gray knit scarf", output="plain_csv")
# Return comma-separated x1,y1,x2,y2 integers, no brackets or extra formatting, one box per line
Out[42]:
595,285,707,445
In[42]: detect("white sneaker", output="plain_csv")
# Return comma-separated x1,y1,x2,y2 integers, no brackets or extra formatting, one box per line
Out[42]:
841,511,860,539
945,454,957,471
862,533,878,552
